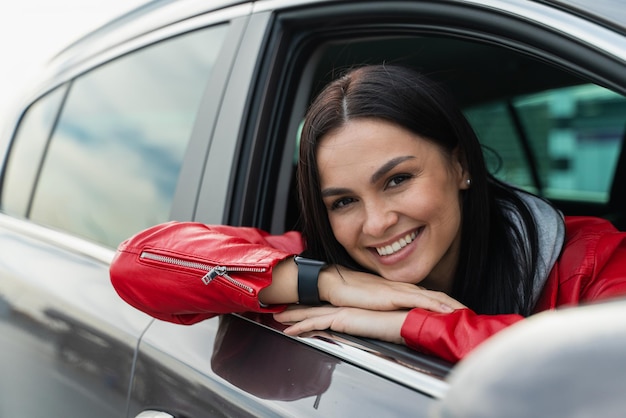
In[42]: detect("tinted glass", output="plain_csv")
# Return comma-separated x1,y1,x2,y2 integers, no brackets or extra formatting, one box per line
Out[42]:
29,24,228,247
1,86,67,216
465,84,626,203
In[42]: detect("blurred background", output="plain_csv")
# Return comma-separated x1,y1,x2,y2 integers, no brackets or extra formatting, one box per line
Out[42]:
0,0,149,135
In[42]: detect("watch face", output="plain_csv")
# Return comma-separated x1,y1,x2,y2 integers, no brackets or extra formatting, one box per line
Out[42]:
295,256,325,266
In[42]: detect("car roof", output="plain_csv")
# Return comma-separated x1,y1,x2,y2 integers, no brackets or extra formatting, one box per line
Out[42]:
48,0,626,72
46,0,250,77
536,0,626,34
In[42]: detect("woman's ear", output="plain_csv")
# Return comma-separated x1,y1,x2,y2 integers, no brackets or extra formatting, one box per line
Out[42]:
452,147,471,190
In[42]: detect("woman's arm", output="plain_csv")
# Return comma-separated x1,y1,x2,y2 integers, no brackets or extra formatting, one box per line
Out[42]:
110,221,304,324
261,261,464,312
401,308,524,362
111,221,468,331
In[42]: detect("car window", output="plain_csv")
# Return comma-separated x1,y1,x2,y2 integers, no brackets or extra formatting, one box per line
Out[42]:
465,84,626,203
260,31,626,236
0,85,68,217
25,24,228,248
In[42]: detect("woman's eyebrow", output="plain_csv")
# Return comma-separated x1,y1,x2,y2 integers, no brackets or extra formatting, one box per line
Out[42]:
321,187,352,198
321,156,416,198
370,156,415,184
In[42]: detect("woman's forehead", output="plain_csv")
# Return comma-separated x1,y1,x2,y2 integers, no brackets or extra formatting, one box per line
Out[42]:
316,119,447,183
317,119,443,159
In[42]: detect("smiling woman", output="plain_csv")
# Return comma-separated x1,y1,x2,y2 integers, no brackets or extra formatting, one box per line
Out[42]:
2,0,625,415
316,119,468,292
110,64,626,363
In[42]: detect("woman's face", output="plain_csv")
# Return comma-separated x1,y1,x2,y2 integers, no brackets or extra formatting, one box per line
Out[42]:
317,118,469,291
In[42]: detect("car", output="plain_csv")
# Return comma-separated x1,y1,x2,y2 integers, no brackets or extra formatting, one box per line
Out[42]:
0,0,624,416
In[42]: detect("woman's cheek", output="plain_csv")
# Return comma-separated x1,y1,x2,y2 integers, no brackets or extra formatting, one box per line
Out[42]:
329,214,364,259
328,215,351,247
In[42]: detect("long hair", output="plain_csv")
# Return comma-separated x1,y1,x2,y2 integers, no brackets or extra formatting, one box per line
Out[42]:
297,65,539,316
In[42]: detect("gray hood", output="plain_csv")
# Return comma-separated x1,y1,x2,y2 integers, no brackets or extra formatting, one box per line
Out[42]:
504,191,565,306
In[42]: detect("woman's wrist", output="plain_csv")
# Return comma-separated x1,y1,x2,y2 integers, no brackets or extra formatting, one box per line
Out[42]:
294,256,326,305
259,257,338,306
317,267,335,303
258,256,299,305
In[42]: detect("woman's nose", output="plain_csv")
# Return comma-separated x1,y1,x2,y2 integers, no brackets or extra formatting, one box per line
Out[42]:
362,199,398,237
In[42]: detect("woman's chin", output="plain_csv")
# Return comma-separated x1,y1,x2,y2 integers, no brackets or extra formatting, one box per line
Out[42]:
379,266,427,285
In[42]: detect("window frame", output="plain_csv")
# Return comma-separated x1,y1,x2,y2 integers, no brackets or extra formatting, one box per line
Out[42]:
211,0,626,394
226,0,626,235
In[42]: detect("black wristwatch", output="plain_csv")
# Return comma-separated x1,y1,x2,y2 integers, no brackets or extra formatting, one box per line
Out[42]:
294,256,326,305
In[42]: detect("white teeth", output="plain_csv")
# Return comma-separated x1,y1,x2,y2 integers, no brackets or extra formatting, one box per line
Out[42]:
376,231,418,256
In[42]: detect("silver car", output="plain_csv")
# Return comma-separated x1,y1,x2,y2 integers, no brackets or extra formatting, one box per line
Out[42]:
1,0,625,416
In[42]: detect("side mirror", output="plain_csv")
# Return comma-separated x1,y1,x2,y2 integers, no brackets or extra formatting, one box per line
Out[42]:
432,298,626,418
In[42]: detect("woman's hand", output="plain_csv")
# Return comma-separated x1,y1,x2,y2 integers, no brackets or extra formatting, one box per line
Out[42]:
264,260,467,344
259,258,466,314
319,265,466,314
274,305,408,344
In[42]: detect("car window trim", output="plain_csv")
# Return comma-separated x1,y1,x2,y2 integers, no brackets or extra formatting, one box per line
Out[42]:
26,4,255,111
24,83,72,219
505,100,544,194
194,11,275,225
235,312,451,398
169,15,252,221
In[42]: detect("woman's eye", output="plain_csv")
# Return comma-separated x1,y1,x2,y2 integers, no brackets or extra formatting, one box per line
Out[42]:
387,174,412,188
330,197,355,210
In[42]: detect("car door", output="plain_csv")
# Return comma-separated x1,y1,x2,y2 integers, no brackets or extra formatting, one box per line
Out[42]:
0,4,242,418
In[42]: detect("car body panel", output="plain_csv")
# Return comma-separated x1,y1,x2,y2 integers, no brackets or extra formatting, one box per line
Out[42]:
129,315,441,417
0,215,151,417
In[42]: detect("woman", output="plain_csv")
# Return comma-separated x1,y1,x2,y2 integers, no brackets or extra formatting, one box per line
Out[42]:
110,65,626,363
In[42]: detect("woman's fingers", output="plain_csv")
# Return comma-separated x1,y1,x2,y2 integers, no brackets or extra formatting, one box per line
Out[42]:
275,307,336,333
274,265,470,345
339,279,464,312
392,288,457,312
275,305,336,323
322,266,467,313
274,306,407,344
411,289,466,311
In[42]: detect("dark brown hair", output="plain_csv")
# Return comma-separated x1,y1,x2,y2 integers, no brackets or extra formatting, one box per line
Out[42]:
297,65,539,315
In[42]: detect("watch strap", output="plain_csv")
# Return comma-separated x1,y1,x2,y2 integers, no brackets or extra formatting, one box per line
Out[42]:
294,256,325,305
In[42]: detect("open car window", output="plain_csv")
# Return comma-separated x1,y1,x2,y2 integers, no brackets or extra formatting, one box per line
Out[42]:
229,0,626,388
306,37,625,219
260,31,626,235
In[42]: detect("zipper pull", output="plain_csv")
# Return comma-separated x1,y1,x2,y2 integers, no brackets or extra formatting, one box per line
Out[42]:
201,265,256,293
202,266,227,285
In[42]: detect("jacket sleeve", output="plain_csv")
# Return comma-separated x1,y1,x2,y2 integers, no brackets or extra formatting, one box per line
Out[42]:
400,308,524,363
580,228,626,302
109,221,305,324
538,217,626,308
401,217,626,364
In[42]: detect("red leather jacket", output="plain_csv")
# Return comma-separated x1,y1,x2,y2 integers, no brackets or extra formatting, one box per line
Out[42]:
110,216,626,363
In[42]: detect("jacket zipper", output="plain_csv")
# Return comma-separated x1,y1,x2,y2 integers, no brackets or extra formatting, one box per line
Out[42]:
140,251,266,294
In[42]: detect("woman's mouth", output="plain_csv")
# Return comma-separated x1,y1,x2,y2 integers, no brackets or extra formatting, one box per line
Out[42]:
375,229,420,256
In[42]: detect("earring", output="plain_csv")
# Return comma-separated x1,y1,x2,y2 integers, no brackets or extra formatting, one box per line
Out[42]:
466,178,472,187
